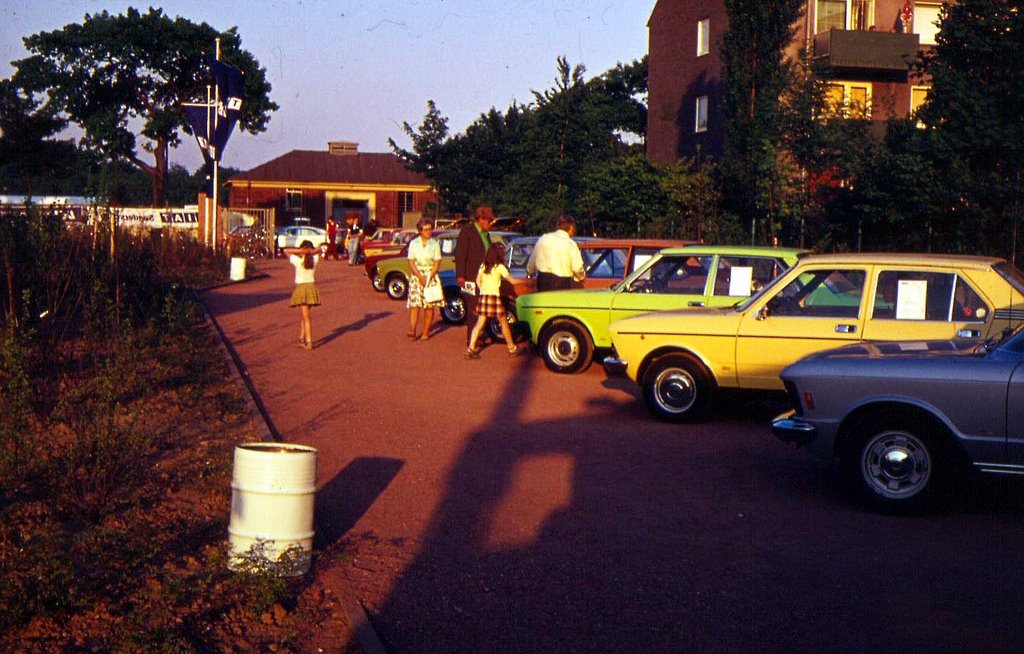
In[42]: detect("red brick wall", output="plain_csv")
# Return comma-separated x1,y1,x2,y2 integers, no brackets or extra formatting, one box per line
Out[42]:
227,185,437,228
647,0,729,163
648,0,936,163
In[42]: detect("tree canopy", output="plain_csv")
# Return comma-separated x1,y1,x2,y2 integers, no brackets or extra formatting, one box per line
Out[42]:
917,0,1024,259
390,57,651,233
9,7,277,206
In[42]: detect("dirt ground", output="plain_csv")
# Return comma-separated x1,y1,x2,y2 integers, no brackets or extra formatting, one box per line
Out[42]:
202,257,1024,654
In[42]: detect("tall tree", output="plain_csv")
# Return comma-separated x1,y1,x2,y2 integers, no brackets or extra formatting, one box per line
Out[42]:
389,100,455,210
719,0,805,244
918,0,1024,259
10,7,277,206
0,79,79,195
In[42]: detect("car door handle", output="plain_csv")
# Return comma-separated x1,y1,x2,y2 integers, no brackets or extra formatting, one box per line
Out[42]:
688,301,705,307
957,328,981,338
835,324,857,334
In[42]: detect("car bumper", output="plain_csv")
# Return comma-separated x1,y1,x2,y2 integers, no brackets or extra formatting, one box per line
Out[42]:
602,355,627,376
771,410,817,447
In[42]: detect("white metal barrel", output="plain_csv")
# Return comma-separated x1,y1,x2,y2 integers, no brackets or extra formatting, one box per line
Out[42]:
228,443,317,575
229,256,246,281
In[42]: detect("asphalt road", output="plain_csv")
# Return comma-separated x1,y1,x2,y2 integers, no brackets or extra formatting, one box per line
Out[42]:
203,257,1024,654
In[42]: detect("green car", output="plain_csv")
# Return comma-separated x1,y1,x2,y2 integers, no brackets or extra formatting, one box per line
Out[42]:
378,231,516,300
515,245,806,373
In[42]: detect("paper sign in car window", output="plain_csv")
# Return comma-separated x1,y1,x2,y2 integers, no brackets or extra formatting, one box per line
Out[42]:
728,266,754,296
896,279,927,320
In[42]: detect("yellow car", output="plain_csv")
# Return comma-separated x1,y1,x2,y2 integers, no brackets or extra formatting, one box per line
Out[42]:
607,253,1024,422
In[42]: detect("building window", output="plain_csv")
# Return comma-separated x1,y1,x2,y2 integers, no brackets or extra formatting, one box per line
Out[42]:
816,0,874,33
697,18,710,57
911,86,929,127
398,191,414,214
826,82,871,119
910,86,929,115
695,96,709,133
915,3,942,45
286,189,302,213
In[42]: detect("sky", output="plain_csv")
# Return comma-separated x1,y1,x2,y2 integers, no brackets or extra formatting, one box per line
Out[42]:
1,1,654,173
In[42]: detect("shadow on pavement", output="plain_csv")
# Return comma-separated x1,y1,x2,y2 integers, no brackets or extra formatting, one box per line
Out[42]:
316,457,405,549
200,290,291,318
318,312,393,347
365,356,1024,654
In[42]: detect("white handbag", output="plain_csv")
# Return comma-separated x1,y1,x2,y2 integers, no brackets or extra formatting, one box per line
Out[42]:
423,275,443,304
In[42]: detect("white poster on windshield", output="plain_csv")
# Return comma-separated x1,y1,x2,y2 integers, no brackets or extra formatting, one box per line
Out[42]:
896,280,927,320
728,266,754,296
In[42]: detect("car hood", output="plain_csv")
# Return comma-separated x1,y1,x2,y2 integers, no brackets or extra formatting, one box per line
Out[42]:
609,305,739,336
517,288,615,309
800,339,983,362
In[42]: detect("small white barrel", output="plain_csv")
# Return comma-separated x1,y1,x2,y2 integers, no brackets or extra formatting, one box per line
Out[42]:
228,443,317,575
229,256,247,281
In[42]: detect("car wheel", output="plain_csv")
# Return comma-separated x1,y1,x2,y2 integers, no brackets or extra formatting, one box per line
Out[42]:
844,418,946,513
487,307,518,343
371,271,385,292
441,295,466,324
641,353,713,422
540,320,593,374
385,273,408,300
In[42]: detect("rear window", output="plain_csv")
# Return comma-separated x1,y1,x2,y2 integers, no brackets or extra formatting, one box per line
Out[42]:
994,262,1024,295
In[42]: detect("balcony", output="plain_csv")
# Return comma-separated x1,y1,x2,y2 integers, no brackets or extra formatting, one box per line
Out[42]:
813,29,920,74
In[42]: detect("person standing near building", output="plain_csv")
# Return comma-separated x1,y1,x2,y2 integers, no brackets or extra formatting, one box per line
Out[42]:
455,205,495,344
526,215,586,291
325,217,340,260
347,217,363,265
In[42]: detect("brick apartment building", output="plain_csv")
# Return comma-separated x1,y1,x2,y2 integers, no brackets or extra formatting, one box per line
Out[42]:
225,141,437,229
647,0,944,163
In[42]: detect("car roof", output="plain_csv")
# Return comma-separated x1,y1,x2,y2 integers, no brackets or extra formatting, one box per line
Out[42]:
656,245,808,257
795,252,1007,268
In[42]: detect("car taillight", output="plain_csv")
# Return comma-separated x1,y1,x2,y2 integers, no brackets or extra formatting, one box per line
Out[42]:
803,392,815,411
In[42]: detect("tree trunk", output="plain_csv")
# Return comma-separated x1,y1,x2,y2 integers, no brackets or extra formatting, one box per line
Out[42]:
150,137,169,207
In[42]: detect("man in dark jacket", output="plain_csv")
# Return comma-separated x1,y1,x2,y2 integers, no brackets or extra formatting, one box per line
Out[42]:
454,205,495,345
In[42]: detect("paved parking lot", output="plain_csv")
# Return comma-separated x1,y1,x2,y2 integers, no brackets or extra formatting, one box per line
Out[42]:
204,257,1024,654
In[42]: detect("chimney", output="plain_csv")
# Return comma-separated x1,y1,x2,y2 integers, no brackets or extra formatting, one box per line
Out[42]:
328,141,359,156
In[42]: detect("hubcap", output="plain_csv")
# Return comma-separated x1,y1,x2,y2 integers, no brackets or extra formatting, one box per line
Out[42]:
546,331,580,367
445,299,465,322
389,279,406,297
653,367,697,413
862,431,931,499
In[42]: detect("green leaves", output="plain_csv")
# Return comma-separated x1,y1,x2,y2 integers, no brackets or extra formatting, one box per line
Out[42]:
8,7,276,205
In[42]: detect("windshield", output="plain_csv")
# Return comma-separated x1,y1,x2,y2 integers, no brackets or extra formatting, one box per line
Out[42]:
993,320,1024,353
734,267,793,312
611,252,666,292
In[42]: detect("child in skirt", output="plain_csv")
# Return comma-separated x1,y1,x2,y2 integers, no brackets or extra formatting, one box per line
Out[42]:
284,246,321,350
466,242,524,359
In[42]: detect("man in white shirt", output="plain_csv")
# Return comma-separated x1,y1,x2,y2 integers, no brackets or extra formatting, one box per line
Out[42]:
526,215,586,291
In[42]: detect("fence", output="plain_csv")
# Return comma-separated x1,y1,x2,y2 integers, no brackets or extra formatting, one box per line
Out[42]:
224,207,277,259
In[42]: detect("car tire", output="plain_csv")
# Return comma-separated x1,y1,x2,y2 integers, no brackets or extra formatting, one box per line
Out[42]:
843,416,949,514
487,307,518,343
540,320,594,374
371,271,385,292
385,273,408,300
441,295,466,324
641,353,713,422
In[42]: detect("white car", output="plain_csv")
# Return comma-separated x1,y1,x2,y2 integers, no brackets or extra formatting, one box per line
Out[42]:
275,225,328,251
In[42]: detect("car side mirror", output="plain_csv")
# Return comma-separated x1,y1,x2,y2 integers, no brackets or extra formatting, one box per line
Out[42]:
756,305,769,321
